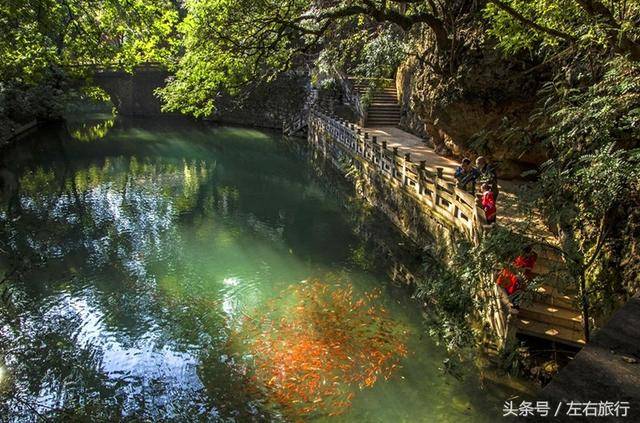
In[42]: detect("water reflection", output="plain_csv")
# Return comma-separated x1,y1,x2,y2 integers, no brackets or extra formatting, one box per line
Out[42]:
67,113,116,143
0,118,531,421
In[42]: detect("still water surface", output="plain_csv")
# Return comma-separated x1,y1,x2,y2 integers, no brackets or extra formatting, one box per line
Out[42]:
0,117,532,421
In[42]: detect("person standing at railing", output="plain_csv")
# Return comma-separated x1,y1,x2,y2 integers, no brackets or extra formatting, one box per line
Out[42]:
454,158,478,193
475,156,499,200
480,183,496,224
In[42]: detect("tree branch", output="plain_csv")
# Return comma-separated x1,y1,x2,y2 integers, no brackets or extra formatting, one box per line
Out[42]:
489,0,577,43
574,0,640,61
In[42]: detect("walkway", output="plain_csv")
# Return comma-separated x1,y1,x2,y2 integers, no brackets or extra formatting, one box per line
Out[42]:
367,126,557,246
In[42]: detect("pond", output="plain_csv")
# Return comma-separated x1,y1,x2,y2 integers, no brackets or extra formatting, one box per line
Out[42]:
0,117,533,421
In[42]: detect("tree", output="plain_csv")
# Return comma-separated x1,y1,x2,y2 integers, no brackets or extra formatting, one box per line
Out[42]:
158,0,485,116
485,0,640,340
485,0,640,60
0,0,180,136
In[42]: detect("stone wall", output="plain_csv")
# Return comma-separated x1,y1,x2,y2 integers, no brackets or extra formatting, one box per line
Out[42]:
93,67,170,116
211,73,308,129
93,68,307,128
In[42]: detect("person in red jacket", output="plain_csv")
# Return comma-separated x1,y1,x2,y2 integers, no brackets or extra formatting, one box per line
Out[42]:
497,245,538,301
513,245,537,280
480,183,496,224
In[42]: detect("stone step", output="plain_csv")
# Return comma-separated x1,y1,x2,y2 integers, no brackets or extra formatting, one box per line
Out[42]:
355,87,396,92
367,118,400,123
353,83,394,89
366,120,399,126
369,103,400,110
367,115,400,120
354,90,397,97
533,283,577,309
534,245,565,262
367,110,401,115
515,317,586,348
369,109,400,113
534,255,565,275
367,115,401,120
367,116,401,121
519,301,583,331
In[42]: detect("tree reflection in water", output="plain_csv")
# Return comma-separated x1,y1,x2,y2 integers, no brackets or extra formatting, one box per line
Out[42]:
0,121,306,420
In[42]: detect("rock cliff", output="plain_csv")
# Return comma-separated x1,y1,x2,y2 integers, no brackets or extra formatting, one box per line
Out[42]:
396,37,549,178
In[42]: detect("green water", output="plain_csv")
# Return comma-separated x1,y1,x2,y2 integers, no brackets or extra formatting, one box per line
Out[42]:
0,117,532,421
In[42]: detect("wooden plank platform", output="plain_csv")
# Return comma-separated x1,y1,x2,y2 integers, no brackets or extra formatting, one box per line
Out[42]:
515,317,586,348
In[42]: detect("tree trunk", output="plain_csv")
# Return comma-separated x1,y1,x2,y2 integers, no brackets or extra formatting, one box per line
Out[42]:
579,272,591,342
558,223,591,342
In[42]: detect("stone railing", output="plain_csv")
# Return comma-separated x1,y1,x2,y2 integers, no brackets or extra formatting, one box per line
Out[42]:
333,70,366,125
309,108,489,243
283,89,318,136
0,120,38,148
283,112,308,136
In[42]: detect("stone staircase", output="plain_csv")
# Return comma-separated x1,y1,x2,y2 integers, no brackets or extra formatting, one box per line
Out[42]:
513,248,586,348
352,79,401,126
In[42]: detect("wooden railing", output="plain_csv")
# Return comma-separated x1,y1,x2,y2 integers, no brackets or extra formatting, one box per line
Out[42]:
309,108,489,243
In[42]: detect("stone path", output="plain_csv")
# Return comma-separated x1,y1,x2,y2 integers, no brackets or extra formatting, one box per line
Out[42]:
367,126,558,246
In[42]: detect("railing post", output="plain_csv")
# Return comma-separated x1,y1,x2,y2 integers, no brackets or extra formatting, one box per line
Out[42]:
403,153,411,186
371,136,378,164
416,160,425,195
391,147,399,178
432,166,443,209
364,132,370,159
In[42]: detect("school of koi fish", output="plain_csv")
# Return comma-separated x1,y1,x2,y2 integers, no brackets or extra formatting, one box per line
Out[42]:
231,280,410,418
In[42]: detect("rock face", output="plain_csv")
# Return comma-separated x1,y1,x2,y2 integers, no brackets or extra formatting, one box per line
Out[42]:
396,39,549,179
